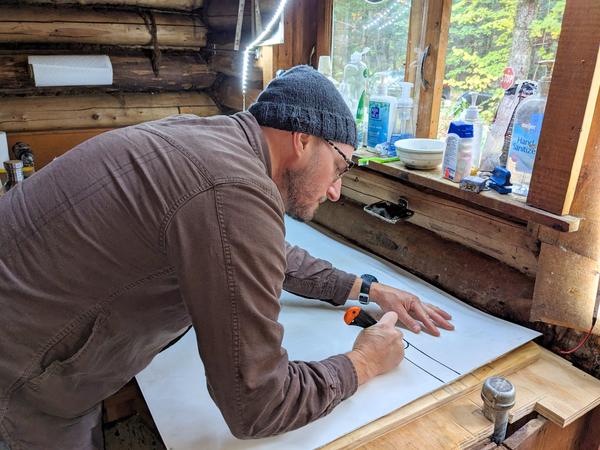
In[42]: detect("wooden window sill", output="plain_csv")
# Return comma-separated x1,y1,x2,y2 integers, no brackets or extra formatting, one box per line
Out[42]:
351,151,580,233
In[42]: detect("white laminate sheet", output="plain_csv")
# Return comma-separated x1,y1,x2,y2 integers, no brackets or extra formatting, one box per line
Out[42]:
137,218,540,449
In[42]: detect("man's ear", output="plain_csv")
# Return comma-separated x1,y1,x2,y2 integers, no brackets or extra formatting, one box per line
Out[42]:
290,132,311,160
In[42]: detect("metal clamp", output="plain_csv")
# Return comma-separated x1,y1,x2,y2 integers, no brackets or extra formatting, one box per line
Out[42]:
481,376,516,444
363,199,414,224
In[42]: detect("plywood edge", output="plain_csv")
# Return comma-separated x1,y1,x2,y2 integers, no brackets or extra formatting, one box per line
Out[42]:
320,343,541,450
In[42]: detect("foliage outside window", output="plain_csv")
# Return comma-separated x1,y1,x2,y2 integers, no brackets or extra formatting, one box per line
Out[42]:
330,0,565,138
438,0,565,136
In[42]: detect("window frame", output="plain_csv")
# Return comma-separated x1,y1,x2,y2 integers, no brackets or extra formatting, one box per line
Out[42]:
263,0,598,229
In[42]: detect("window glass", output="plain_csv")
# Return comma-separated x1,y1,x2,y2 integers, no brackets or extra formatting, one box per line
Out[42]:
331,0,412,85
438,0,566,136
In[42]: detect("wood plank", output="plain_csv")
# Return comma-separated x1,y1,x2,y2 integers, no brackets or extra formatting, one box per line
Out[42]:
530,59,600,332
492,415,590,450
18,0,203,9
6,128,110,169
405,0,426,85
322,343,540,450
531,243,599,332
315,0,334,63
352,151,580,232
580,405,600,450
0,92,219,132
527,2,600,215
0,6,207,49
342,168,539,276
313,199,535,323
415,0,452,138
0,53,217,94
270,0,319,71
349,349,600,450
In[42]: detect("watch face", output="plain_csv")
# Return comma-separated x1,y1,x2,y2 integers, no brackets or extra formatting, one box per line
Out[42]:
361,274,378,283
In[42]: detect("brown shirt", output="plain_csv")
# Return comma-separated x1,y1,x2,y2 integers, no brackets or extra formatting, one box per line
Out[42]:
0,113,358,450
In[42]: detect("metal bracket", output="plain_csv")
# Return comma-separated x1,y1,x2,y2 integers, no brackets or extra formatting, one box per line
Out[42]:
363,199,414,224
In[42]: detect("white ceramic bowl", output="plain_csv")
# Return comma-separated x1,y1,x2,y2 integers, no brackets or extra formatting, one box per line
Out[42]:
394,138,445,170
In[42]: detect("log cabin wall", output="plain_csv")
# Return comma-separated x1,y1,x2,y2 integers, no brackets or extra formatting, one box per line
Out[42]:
0,0,234,167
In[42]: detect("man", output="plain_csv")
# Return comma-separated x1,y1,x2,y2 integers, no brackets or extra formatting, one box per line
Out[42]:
0,65,453,450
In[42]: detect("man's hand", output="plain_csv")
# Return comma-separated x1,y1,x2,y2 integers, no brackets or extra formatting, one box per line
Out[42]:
346,312,404,385
370,282,454,336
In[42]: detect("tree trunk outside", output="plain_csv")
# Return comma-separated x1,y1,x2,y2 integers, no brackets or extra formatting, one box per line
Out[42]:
508,0,538,80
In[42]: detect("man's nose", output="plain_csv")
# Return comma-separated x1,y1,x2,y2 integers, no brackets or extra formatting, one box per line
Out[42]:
326,179,342,202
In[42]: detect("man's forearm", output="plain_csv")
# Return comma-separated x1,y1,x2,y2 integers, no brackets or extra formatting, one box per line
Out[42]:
348,276,362,300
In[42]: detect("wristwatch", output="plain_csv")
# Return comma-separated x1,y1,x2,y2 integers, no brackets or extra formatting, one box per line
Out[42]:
358,274,378,305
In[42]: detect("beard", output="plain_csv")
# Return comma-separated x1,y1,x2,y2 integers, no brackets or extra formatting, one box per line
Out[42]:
281,149,326,222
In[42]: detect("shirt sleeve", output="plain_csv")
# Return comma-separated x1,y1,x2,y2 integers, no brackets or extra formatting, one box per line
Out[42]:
165,182,358,439
283,242,357,306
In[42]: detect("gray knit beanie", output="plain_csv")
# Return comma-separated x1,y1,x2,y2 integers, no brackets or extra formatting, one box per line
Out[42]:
248,65,358,148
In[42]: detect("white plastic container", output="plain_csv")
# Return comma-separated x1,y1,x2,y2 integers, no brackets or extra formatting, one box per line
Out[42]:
0,132,9,163
442,121,474,183
388,81,415,156
367,73,397,152
463,92,483,170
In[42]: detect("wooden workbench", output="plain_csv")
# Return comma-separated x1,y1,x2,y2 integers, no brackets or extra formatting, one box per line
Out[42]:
103,342,600,449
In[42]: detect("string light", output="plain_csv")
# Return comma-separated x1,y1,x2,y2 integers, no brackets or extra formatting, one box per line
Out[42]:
362,0,405,31
241,0,288,110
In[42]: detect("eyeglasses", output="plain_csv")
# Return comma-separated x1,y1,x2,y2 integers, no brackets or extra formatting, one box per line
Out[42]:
325,139,356,180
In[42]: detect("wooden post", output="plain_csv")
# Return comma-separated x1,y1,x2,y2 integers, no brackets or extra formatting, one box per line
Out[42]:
271,0,319,71
526,2,600,215
415,0,452,139
315,0,334,62
530,57,600,334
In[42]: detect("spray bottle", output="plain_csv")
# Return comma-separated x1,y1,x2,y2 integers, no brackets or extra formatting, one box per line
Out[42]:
388,81,415,156
463,92,483,170
367,72,397,153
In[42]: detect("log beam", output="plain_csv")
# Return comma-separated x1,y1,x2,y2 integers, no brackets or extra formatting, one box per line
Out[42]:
0,92,219,132
313,198,535,323
0,6,207,49
18,0,204,10
341,169,539,276
212,75,260,111
0,53,217,94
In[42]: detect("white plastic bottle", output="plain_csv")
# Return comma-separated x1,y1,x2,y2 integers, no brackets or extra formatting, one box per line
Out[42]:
507,62,553,196
442,121,474,183
462,92,483,170
388,81,415,156
367,73,397,153
338,51,369,147
317,55,339,88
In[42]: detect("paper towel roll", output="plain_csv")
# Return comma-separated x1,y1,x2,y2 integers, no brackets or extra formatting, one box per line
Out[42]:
28,55,113,87
0,132,8,163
